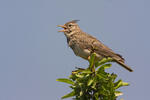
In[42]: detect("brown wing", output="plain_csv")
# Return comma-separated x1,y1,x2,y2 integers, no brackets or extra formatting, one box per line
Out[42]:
77,32,124,62
75,32,133,72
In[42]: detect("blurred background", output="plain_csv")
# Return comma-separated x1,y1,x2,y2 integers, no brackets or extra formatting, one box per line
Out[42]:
0,0,150,100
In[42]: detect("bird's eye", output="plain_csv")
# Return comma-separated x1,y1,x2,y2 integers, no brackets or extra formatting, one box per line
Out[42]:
68,24,72,27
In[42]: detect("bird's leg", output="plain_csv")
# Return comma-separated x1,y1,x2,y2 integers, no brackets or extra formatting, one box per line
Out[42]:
88,56,91,61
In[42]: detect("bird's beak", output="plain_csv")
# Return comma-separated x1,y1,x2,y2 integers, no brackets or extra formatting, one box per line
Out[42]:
57,25,67,32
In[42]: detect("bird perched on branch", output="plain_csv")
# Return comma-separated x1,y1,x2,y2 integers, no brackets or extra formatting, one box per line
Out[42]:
57,20,133,72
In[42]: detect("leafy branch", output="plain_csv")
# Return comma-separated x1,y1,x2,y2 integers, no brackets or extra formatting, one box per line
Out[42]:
57,53,129,100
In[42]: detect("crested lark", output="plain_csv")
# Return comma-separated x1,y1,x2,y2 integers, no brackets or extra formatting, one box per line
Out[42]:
57,20,133,72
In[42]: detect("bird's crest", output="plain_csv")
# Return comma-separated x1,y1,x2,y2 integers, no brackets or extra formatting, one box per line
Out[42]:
66,20,80,24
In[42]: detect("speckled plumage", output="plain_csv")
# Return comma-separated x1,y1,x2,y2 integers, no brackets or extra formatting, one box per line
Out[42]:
58,20,133,72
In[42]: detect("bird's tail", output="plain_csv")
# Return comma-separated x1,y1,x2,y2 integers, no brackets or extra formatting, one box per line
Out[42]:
115,59,133,72
112,54,133,72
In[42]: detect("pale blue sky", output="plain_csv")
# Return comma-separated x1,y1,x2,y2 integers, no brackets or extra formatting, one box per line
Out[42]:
0,0,150,100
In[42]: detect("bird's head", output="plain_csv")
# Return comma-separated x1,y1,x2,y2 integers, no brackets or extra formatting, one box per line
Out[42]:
57,20,81,36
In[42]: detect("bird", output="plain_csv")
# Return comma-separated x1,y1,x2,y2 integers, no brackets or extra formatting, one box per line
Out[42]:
57,20,133,72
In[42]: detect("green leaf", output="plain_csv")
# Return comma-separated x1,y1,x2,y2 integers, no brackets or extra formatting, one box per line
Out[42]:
96,74,102,79
89,53,96,69
72,68,85,74
114,80,122,89
79,91,83,96
87,79,94,86
91,82,97,89
95,58,113,68
75,74,84,78
122,82,129,86
110,73,117,82
82,69,92,74
99,86,110,96
94,92,99,100
114,80,129,89
96,64,112,74
61,91,75,99
56,78,74,85
115,91,123,96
